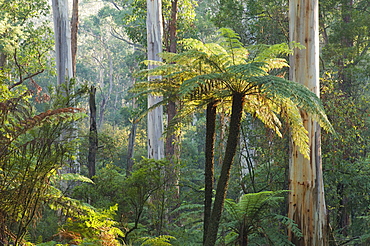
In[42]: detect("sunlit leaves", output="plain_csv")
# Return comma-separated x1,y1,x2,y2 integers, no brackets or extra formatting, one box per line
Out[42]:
134,28,333,159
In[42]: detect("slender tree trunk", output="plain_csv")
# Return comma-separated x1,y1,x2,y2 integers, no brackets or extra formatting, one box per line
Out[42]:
204,92,245,246
146,0,164,160
0,53,6,70
98,51,113,128
203,101,217,244
338,0,354,95
71,0,78,76
288,0,327,245
165,2,178,159
88,86,98,179
127,98,138,176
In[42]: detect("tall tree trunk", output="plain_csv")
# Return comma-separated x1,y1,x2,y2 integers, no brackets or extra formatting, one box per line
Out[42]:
204,92,245,246
88,86,98,179
165,0,178,159
52,0,73,86
288,0,327,245
164,0,180,224
146,0,164,160
203,100,217,244
71,0,78,76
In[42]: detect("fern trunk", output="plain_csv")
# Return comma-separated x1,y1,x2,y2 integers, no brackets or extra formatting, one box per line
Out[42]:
203,101,218,244
204,92,245,246
288,0,328,245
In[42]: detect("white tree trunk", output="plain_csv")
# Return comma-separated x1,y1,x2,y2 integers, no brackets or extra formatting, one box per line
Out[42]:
288,0,327,245
52,0,80,177
146,0,164,160
52,0,73,85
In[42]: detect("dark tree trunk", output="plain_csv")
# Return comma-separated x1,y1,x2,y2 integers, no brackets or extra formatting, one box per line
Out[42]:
71,0,78,76
164,0,180,224
88,86,98,179
204,92,245,246
203,100,217,244
0,53,6,70
165,0,178,159
168,0,177,54
338,0,354,95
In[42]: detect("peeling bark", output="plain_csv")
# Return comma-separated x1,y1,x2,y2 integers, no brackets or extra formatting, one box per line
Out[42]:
288,0,327,245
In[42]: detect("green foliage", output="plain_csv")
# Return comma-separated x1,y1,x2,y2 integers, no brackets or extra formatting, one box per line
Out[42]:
138,235,176,246
0,81,85,244
0,0,54,87
134,28,333,159
321,76,370,243
222,191,301,245
56,204,124,245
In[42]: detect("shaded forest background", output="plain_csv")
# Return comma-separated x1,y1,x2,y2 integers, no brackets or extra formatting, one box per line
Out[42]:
0,0,369,245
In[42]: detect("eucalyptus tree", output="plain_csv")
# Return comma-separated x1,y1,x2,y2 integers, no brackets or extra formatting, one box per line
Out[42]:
135,28,333,245
146,0,165,160
52,0,73,87
288,1,328,245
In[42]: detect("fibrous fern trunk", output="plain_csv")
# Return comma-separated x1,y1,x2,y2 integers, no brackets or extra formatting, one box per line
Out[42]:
288,0,327,245
203,100,217,244
204,92,245,246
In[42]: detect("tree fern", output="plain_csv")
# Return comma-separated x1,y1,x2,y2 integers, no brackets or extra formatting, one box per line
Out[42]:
132,28,333,245
222,191,301,245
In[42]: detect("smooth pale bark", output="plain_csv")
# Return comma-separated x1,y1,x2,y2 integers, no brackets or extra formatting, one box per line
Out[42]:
52,0,73,85
288,0,327,245
146,0,164,160
52,0,80,177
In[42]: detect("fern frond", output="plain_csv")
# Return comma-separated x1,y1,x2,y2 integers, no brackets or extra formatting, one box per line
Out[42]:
139,235,176,246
